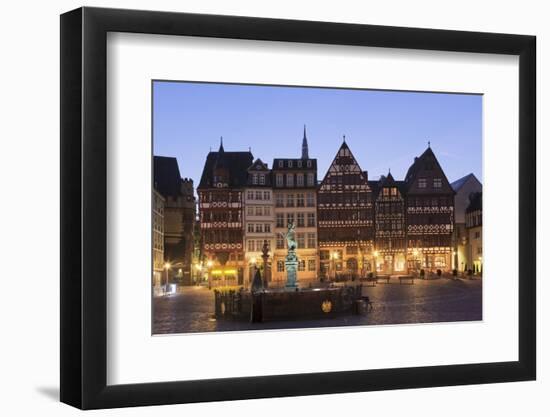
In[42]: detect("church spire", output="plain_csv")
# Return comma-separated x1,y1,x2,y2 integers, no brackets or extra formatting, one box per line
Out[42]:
301,125,309,159
219,136,224,153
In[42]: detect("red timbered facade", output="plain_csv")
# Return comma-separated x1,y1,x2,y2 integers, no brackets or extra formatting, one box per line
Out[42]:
317,140,374,278
404,146,455,271
197,140,253,286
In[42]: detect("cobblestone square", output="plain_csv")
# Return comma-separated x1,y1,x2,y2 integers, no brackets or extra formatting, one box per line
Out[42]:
153,278,482,334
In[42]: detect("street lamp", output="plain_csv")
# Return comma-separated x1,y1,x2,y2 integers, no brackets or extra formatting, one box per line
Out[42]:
163,262,171,295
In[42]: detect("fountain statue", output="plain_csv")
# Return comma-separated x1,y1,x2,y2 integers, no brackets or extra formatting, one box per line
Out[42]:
281,221,299,290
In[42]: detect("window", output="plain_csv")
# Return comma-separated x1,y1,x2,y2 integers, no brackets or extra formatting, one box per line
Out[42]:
255,224,263,233
264,224,271,233
277,260,285,272
391,187,398,196
298,260,306,271
247,206,254,215
477,246,482,254
263,191,270,200
307,233,316,248
297,213,305,227
319,250,329,260
433,178,442,188
418,178,427,188
287,213,295,226
278,160,283,168
259,175,265,185
383,188,390,196
255,191,263,200
307,160,312,167
296,193,305,207
256,240,264,251
286,174,294,187
297,174,304,187
306,193,315,207
276,174,283,187
275,194,284,207
263,206,271,216
307,212,316,227
307,173,315,186
286,194,295,207
297,160,302,168
475,231,481,239
288,160,293,168
308,259,316,271
255,206,263,216
247,190,254,199
276,236,284,249
247,240,255,251
247,223,254,233
276,213,284,228
296,233,306,248
252,174,258,184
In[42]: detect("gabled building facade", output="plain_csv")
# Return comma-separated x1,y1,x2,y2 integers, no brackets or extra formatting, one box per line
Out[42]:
372,172,407,274
197,140,253,286
317,140,374,279
272,127,319,285
243,158,275,284
404,146,455,271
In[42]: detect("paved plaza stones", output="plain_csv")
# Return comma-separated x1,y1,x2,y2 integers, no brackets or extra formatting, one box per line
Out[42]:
153,278,482,334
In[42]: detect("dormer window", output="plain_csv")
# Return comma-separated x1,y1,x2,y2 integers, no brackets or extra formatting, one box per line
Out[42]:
278,160,283,168
307,160,312,168
433,178,442,188
288,160,293,168
259,175,265,185
297,160,302,168
252,174,258,184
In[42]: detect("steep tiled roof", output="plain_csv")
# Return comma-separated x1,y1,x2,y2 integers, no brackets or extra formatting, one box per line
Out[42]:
272,158,317,170
153,156,183,198
198,151,253,189
451,173,481,192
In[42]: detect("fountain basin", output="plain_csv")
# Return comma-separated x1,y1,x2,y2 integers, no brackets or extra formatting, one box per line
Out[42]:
214,285,363,322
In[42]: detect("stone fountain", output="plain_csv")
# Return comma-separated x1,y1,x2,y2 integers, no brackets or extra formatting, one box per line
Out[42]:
213,221,364,322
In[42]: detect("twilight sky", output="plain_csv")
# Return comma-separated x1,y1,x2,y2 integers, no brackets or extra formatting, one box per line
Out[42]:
153,81,482,190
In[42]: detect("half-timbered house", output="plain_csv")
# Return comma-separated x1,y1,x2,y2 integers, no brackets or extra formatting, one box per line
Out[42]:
317,140,374,279
197,139,253,286
372,172,407,274
404,145,455,272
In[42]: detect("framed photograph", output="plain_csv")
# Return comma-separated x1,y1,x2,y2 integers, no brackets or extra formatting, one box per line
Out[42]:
60,6,536,409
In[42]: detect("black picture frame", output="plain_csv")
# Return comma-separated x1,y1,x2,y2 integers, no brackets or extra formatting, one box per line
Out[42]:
60,6,536,410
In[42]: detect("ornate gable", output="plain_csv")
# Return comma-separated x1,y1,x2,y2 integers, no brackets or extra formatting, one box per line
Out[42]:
405,146,454,195
319,141,369,193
